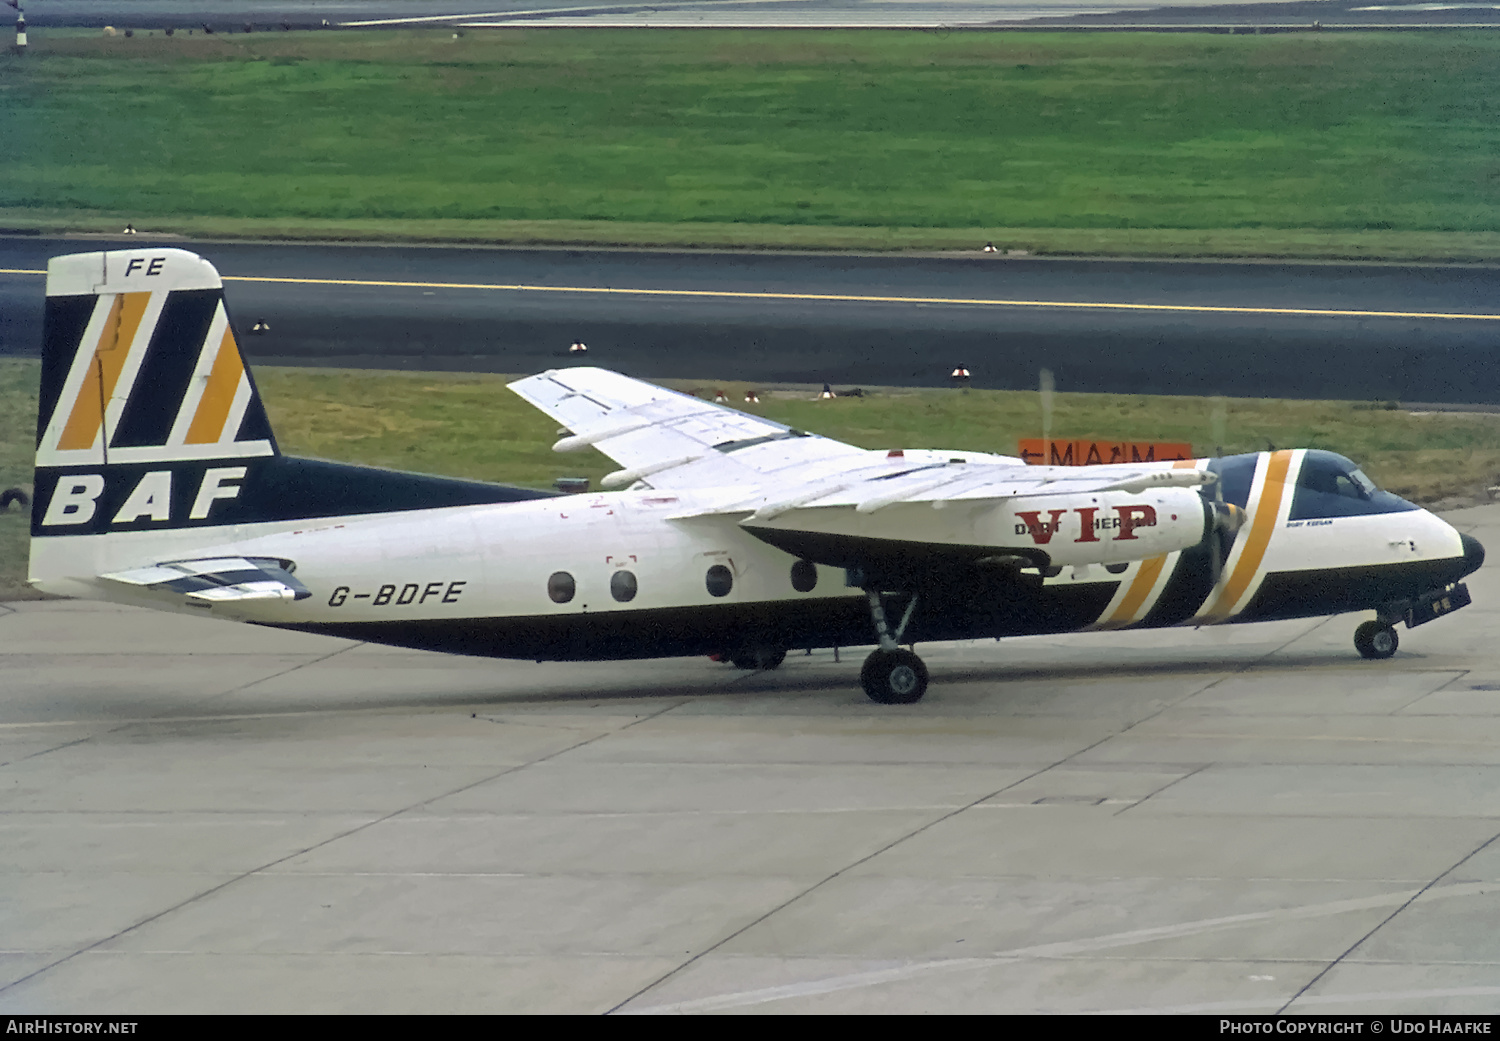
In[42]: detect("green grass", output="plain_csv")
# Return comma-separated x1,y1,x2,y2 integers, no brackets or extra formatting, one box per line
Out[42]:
0,361,39,600
4,30,1500,257
6,358,1500,598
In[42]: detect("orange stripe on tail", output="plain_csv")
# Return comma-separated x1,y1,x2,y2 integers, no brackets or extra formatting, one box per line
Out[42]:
185,325,245,444
57,292,150,451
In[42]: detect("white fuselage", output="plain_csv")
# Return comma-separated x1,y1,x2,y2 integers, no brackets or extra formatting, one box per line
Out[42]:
30,452,1472,646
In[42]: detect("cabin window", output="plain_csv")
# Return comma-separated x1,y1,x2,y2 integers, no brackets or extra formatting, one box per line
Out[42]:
610,570,638,602
1288,451,1417,521
547,572,576,603
790,560,818,593
705,564,734,598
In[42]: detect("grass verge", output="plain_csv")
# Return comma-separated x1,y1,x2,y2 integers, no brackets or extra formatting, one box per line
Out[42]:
4,359,1499,599
4,29,1500,261
9,209,1500,262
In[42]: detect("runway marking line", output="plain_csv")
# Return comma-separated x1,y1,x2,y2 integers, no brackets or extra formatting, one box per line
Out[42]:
5,268,1500,322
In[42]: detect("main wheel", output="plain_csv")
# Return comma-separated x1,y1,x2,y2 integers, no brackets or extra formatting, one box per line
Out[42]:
860,648,929,704
730,646,787,671
1354,620,1399,660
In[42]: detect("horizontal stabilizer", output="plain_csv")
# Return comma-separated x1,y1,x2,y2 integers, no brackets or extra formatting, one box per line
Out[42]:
103,556,310,603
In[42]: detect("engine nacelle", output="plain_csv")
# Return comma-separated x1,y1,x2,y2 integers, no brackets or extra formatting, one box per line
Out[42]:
982,488,1212,566
743,487,1212,572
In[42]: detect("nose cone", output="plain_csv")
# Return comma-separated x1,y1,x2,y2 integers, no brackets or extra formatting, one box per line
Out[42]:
1461,532,1486,577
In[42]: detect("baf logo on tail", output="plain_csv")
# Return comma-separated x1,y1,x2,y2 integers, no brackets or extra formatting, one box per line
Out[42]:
41,466,248,528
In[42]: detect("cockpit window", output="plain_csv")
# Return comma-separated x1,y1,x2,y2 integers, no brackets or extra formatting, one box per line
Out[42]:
1288,451,1417,520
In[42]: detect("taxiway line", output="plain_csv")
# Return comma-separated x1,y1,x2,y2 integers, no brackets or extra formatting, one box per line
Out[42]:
5,268,1500,322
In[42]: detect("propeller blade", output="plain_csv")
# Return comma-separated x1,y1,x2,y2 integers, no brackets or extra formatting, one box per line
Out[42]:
1039,368,1055,443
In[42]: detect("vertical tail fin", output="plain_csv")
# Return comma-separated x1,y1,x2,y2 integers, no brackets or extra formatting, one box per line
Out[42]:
29,247,549,597
32,248,277,540
36,248,276,470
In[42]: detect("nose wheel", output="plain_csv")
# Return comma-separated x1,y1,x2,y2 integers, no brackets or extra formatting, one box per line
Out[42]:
1354,620,1399,659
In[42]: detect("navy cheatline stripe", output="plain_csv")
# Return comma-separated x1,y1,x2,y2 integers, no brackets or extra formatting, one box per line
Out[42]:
241,457,555,522
1239,560,1472,622
31,455,557,537
1140,542,1216,628
111,289,220,449
273,581,1123,662
36,295,96,446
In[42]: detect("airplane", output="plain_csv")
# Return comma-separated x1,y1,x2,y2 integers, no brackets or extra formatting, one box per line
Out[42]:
26,248,1485,704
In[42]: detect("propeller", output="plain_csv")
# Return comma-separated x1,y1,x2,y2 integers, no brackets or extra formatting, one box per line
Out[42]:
1209,395,1227,458
1039,368,1055,444
1196,394,1238,586
1206,498,1245,587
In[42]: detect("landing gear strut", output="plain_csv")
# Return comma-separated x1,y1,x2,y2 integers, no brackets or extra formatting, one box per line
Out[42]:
1354,619,1399,660
860,591,928,704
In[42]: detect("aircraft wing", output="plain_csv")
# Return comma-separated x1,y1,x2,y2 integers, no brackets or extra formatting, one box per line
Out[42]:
707,458,1213,520
102,557,311,604
508,367,868,489
509,367,1215,510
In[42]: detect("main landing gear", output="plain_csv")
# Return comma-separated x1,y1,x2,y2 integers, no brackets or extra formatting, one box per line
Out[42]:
861,590,928,704
729,646,787,671
1354,619,1399,660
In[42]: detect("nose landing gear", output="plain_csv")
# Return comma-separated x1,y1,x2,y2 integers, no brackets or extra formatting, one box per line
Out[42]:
860,590,928,703
1354,583,1473,661
1354,619,1399,660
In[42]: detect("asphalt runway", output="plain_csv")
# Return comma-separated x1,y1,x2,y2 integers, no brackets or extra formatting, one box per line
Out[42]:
2,505,1497,1014
21,0,1500,29
4,235,1500,402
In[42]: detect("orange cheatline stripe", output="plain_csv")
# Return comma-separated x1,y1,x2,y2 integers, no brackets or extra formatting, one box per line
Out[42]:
1208,449,1294,618
1100,459,1200,625
57,292,149,451
1110,554,1167,624
185,325,244,444
1104,457,1202,624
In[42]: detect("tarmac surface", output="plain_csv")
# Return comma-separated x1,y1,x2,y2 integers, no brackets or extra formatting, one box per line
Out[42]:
2,504,1498,1014
20,0,1500,29
5,236,1500,402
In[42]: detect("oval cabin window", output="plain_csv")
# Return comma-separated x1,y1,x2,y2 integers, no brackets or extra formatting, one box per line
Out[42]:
610,570,638,603
547,572,576,604
790,560,818,593
705,564,733,598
